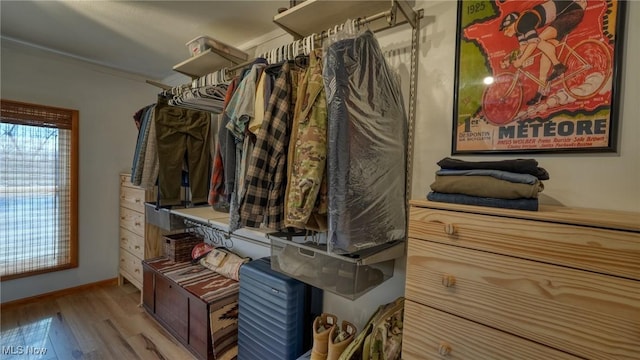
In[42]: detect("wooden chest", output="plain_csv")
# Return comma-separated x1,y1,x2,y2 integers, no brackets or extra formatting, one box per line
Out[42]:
142,258,239,360
402,199,640,360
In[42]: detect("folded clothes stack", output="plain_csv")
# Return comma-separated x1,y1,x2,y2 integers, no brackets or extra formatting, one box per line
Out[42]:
427,157,549,211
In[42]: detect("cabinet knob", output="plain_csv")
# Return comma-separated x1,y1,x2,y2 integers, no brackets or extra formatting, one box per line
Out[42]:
134,245,141,250
444,223,456,235
134,269,140,273
442,274,456,287
134,222,141,226
135,198,141,203
438,342,452,356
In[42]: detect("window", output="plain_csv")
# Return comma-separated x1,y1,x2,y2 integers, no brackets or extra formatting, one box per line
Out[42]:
0,100,78,280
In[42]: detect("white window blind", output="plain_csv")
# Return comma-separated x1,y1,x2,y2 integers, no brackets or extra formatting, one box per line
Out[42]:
0,100,78,280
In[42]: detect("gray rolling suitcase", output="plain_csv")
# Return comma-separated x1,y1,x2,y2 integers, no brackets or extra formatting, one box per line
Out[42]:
238,257,322,360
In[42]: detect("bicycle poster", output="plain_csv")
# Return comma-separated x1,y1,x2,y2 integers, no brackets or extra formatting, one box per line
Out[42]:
452,0,626,154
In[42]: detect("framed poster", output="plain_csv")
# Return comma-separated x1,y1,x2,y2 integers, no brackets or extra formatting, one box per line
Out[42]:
452,0,626,154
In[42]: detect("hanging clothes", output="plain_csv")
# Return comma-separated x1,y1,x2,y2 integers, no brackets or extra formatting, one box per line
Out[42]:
284,49,328,232
131,104,155,186
224,62,266,231
323,30,408,254
154,95,211,207
214,77,240,211
139,104,160,191
240,61,303,230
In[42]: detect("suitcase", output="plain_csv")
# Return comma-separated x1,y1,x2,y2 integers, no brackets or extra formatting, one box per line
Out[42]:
238,257,322,360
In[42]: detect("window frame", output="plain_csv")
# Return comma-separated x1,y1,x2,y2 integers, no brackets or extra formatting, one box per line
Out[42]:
0,99,79,280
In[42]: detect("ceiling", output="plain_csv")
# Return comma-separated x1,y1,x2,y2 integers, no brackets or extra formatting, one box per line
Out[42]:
0,1,289,80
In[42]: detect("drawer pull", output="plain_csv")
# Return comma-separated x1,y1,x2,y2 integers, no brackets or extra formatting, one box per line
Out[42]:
134,222,141,226
442,274,456,287
134,269,140,273
444,223,456,235
135,198,141,203
438,342,452,356
134,245,141,250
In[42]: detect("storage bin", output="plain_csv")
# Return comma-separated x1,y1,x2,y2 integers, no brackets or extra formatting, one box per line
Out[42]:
145,202,188,231
185,35,249,62
163,232,203,262
270,237,400,300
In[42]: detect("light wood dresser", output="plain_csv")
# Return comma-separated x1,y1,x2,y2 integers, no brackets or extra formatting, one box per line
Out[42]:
403,199,640,360
118,173,162,291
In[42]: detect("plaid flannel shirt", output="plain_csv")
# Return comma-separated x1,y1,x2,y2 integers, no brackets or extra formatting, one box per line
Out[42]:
240,62,295,230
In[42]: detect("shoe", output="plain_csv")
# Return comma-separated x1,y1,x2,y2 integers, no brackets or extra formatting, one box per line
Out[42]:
547,63,567,81
327,321,357,360
311,313,337,360
526,92,547,106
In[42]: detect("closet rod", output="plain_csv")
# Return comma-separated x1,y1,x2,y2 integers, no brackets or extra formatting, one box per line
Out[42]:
226,8,393,73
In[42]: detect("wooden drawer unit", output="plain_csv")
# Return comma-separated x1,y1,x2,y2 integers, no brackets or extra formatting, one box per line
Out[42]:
119,248,143,287
403,200,640,360
403,300,581,360
118,173,162,293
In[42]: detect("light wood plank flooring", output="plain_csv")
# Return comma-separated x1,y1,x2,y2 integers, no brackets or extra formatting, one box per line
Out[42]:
1,283,196,360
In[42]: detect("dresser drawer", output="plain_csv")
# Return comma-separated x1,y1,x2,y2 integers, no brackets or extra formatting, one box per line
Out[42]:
402,300,581,360
409,206,640,280
120,227,144,259
406,240,640,360
120,248,143,287
120,206,145,237
120,185,145,213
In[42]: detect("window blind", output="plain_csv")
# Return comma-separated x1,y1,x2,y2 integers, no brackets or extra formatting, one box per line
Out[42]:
0,100,78,280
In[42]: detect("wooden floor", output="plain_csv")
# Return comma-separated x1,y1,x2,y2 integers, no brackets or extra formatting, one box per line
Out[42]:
0,282,196,360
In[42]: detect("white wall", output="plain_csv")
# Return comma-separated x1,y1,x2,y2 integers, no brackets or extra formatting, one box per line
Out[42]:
0,40,159,303
409,0,640,212
2,0,638,331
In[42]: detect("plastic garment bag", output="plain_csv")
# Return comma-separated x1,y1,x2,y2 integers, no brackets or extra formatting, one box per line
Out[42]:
323,29,407,254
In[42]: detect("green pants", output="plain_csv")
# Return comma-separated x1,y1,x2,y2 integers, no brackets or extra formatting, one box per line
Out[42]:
154,97,211,206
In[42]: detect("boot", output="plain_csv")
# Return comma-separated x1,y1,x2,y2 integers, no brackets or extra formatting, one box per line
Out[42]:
327,321,357,360
311,313,337,360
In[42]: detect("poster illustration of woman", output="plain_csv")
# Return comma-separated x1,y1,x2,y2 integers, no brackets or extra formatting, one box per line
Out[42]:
452,0,626,154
